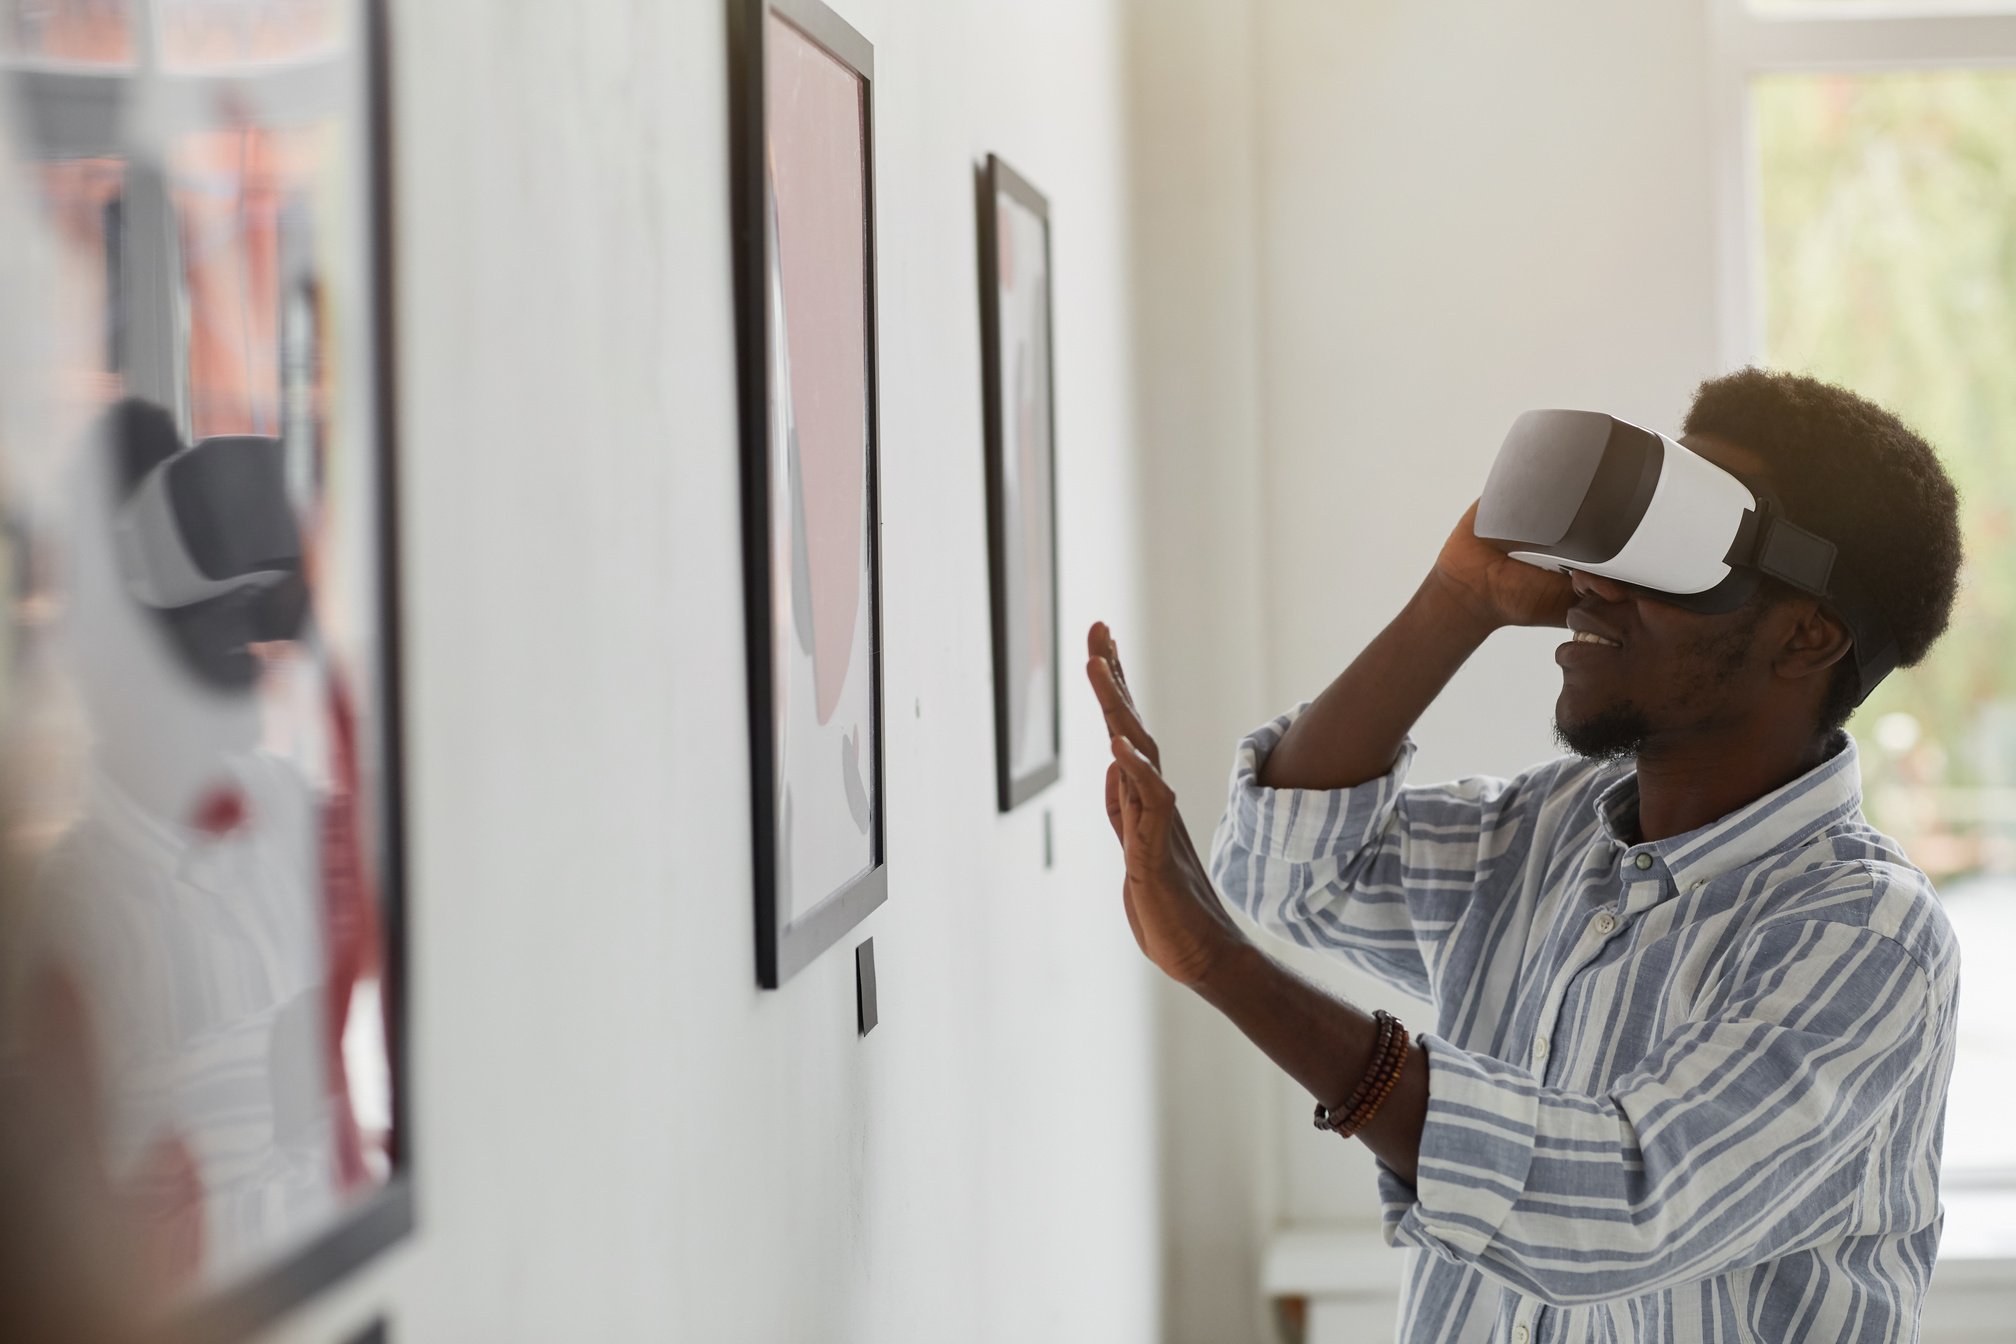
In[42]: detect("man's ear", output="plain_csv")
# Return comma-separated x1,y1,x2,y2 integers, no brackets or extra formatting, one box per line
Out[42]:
1773,599,1853,684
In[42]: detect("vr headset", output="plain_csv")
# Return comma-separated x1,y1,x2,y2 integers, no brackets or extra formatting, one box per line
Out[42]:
1474,409,1896,704
104,401,308,689
115,434,303,613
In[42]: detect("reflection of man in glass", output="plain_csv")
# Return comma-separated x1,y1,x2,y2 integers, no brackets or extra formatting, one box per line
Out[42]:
32,397,340,1296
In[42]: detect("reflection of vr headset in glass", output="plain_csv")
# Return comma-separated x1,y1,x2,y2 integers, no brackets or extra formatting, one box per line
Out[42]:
1475,409,1897,705
106,400,308,688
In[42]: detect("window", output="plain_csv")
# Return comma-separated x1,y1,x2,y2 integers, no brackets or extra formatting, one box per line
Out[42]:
1716,0,2016,1258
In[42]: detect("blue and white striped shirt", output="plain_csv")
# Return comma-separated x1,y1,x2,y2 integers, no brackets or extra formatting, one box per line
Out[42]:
1210,707,1959,1344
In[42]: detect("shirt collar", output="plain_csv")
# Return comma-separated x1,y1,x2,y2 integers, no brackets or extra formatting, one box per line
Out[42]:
1590,731,1864,893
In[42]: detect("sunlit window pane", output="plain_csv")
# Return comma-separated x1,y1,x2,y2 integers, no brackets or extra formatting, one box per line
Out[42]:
1756,68,2016,1197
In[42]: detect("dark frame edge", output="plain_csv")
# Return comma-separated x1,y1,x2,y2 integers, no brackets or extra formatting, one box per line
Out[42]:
1003,759,1062,813
770,0,873,77
735,0,890,990
171,1184,415,1344
977,152,1063,815
726,0,780,989
778,865,888,986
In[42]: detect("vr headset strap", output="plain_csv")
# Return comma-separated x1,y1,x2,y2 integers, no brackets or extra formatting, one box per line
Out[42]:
1730,501,1899,706
1825,570,1902,707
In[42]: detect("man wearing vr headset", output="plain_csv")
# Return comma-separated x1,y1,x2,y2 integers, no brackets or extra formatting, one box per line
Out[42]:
1087,367,1962,1343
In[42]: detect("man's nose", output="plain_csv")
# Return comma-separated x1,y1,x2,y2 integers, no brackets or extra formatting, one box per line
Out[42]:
1569,568,1632,604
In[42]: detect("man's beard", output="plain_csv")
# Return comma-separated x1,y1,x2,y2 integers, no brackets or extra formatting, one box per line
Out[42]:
1554,701,1653,763
1553,597,1771,764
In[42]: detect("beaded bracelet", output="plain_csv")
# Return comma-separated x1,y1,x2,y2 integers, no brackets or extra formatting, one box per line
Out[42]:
1313,1010,1411,1140
1317,1012,1393,1128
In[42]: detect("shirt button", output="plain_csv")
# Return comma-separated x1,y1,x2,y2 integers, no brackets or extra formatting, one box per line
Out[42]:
1634,853,1653,870
1532,1038,1550,1064
1593,911,1618,935
1514,1327,1531,1344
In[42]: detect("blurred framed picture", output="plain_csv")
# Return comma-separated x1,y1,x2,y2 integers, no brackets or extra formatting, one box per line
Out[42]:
978,155,1061,812
0,0,410,1333
728,0,888,988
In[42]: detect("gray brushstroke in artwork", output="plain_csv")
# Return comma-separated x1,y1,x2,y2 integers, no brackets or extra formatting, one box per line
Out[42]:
778,786,793,919
789,418,814,657
841,726,869,834
769,171,816,660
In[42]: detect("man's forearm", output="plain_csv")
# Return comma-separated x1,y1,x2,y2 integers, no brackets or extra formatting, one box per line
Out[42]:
1192,941,1428,1183
1258,575,1495,792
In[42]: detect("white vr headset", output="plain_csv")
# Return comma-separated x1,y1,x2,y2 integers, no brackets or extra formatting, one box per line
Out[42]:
1474,409,1897,704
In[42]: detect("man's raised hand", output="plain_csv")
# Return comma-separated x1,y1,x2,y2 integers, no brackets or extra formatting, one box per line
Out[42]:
1428,499,1576,632
1084,622,1248,986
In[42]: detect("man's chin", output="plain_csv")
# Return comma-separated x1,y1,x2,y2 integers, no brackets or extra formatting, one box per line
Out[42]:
1554,696,1652,763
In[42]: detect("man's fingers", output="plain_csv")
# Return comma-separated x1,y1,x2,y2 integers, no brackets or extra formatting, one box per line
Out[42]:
1087,622,1164,772
1110,734,1174,805
1088,658,1152,742
1087,621,1141,714
1088,658,1139,729
1107,634,1136,703
1104,761,1124,841
1104,639,1140,713
1089,658,1161,766
1116,758,1143,841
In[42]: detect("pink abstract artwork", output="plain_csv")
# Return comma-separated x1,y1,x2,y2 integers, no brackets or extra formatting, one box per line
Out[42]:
763,11,878,922
767,13,867,727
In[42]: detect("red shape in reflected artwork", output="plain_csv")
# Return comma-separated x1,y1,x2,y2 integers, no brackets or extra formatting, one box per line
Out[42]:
190,783,249,836
318,672,384,1191
767,16,868,726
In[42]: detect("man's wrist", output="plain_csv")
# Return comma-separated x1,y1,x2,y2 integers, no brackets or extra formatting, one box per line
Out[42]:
1412,570,1501,650
1188,935,1266,1008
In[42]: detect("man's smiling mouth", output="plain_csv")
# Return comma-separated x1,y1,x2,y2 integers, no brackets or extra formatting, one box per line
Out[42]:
1571,630,1622,648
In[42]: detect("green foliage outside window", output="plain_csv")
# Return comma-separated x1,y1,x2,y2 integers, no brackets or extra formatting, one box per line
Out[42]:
1758,69,2016,880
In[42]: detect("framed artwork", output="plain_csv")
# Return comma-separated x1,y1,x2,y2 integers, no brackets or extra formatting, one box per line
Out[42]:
0,0,411,1334
728,0,888,989
977,155,1061,812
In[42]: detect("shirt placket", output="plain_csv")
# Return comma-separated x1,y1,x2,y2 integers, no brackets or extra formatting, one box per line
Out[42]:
1509,846,1663,1344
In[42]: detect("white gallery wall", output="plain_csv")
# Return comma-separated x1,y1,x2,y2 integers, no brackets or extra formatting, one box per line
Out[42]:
260,1,1159,1341
1119,3,1277,1343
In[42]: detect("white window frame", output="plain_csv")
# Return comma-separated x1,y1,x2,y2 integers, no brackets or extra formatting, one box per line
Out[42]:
1710,1,2016,366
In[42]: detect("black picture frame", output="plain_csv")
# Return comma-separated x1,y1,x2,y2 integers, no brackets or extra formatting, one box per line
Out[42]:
727,0,890,989
977,155,1062,812
2,1,413,1334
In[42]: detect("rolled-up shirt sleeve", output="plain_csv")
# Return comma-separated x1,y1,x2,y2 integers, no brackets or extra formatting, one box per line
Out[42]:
1207,703,1534,1003
1375,913,1948,1309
